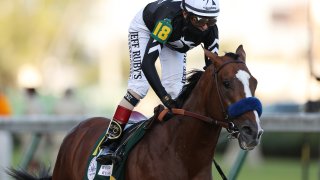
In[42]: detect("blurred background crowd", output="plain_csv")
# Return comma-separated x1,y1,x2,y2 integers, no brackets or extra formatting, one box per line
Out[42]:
0,0,319,179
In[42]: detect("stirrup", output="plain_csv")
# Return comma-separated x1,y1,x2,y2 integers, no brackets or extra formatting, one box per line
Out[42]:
97,154,122,165
96,120,124,164
96,141,121,165
96,148,121,165
96,151,114,165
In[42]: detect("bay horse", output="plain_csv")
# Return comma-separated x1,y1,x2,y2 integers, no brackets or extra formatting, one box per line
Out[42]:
8,45,263,180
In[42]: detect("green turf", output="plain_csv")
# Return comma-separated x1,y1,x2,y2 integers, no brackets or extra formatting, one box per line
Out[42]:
12,147,319,179
212,157,319,180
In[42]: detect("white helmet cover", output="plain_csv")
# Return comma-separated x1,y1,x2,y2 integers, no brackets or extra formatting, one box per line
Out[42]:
182,0,220,17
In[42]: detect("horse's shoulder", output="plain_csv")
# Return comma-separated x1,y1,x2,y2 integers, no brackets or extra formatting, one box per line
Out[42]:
66,117,110,137
83,117,111,126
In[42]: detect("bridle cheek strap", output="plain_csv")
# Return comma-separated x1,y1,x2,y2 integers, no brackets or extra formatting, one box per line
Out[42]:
227,97,263,118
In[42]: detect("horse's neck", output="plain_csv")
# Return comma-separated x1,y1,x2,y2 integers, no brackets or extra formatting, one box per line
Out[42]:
172,78,223,160
169,116,222,155
183,73,224,122
159,113,222,174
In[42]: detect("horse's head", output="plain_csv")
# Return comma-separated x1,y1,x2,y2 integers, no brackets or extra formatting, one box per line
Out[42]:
204,45,263,150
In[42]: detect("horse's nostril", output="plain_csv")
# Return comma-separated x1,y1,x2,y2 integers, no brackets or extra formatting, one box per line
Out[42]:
241,126,253,136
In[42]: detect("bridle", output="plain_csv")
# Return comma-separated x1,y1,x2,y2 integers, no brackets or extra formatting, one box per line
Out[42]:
213,59,246,134
213,59,246,121
158,59,246,134
156,59,251,180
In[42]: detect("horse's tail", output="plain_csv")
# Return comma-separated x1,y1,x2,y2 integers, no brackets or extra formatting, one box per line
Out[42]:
6,166,52,180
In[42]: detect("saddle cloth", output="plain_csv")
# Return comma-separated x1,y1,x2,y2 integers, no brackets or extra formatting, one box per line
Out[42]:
84,119,150,180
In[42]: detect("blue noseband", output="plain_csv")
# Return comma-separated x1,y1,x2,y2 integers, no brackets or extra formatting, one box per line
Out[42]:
227,97,263,118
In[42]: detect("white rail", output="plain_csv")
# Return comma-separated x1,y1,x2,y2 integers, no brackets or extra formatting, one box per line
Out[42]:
0,113,320,132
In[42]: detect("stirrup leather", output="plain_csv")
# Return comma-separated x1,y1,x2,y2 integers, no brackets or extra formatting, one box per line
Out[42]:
96,120,124,164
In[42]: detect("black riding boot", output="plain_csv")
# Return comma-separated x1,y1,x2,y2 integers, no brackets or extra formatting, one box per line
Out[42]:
96,120,124,165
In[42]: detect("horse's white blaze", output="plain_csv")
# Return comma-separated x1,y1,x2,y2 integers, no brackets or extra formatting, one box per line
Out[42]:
254,111,263,137
236,70,263,135
236,70,251,97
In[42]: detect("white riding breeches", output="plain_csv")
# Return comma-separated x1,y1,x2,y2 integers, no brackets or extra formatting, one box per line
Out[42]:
127,9,186,99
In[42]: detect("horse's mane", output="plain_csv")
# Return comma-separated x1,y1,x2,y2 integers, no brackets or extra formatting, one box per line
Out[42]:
174,52,239,108
225,52,239,60
175,70,204,107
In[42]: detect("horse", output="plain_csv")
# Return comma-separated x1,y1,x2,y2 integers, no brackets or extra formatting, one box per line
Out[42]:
8,45,263,180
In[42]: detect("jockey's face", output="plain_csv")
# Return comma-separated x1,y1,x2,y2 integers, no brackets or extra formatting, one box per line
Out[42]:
183,11,217,31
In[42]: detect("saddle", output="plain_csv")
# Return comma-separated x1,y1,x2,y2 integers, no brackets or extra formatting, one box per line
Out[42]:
85,105,164,180
112,105,165,163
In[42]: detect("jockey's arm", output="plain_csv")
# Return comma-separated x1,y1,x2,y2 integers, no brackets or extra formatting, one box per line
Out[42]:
141,38,175,108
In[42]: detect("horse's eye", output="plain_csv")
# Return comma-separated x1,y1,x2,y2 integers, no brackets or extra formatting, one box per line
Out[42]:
223,80,231,89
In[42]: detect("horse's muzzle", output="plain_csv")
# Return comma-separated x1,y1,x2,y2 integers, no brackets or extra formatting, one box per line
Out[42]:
237,120,263,150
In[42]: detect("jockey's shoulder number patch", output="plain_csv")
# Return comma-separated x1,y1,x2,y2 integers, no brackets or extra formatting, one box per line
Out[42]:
151,18,172,44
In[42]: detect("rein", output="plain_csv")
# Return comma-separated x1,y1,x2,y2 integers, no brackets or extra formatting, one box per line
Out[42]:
155,55,260,180
157,108,238,133
155,60,248,180
158,108,228,127
157,59,247,133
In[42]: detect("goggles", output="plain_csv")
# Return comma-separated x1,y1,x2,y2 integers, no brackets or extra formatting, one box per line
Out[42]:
189,14,217,27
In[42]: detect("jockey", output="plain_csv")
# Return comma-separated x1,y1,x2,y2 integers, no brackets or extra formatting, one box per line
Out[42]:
96,0,220,165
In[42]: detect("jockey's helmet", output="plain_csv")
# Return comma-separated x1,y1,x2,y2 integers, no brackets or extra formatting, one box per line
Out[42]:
181,0,220,17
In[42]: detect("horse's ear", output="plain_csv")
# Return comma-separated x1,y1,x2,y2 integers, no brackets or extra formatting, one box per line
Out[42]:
203,48,218,62
236,45,246,62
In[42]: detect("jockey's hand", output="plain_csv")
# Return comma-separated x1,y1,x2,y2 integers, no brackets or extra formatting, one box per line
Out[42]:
161,94,177,110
